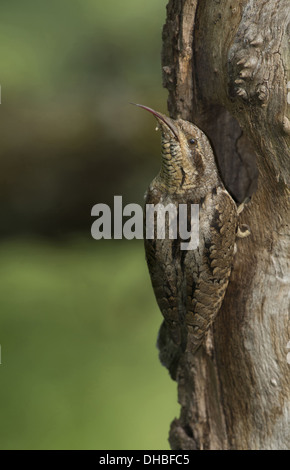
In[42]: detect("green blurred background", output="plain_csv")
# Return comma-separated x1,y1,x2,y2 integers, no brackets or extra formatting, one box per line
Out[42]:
0,0,179,450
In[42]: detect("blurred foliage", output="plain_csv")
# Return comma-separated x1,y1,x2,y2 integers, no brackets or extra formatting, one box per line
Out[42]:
0,239,178,449
0,0,168,235
0,0,177,450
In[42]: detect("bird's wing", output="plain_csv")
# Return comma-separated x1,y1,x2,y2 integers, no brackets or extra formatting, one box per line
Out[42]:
144,186,238,352
183,187,238,351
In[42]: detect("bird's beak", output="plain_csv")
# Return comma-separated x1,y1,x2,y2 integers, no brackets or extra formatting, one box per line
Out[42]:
131,103,179,141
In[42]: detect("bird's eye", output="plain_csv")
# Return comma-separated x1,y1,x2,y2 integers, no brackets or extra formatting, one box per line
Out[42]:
189,138,196,145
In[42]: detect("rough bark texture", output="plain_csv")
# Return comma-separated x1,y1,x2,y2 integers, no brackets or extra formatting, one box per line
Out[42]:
160,0,290,450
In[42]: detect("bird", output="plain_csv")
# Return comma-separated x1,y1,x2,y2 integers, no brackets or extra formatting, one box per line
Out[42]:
134,104,239,356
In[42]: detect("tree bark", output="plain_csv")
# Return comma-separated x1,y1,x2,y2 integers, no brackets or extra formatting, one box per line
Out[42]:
160,0,290,450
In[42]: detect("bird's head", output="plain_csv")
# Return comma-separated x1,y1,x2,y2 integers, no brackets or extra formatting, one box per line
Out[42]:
133,104,220,194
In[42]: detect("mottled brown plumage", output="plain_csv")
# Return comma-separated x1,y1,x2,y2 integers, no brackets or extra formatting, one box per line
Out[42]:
137,105,238,354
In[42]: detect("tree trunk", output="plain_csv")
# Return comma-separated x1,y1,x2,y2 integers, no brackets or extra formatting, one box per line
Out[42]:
160,0,290,450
